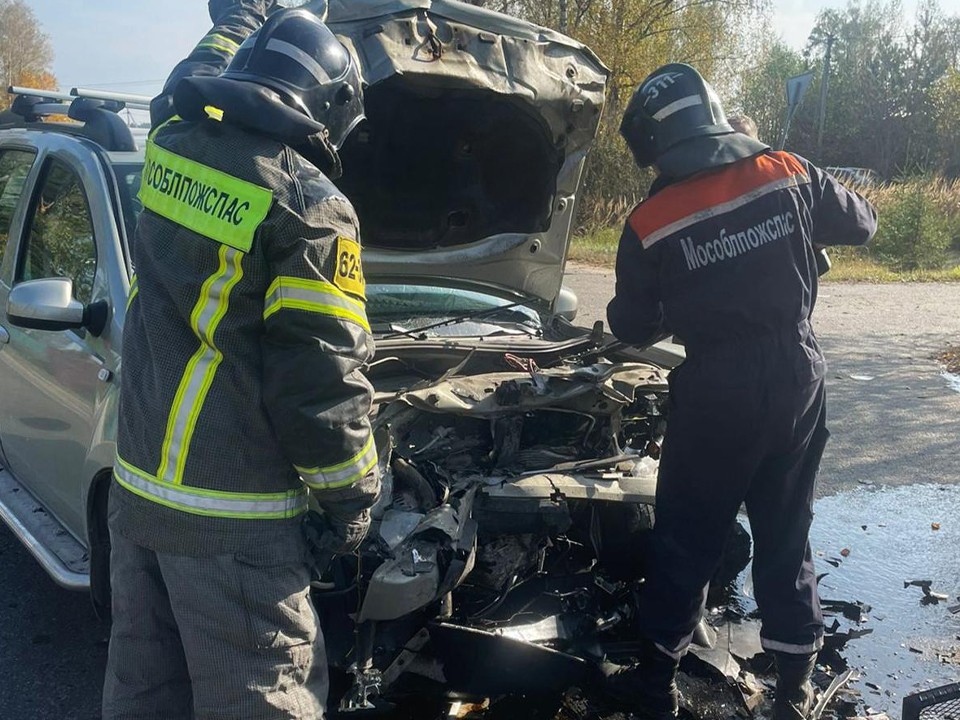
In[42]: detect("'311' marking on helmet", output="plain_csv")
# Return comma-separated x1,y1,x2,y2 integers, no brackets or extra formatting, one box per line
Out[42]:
641,72,684,104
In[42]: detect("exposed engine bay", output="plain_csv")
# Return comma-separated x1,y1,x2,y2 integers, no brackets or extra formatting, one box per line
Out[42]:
312,358,702,715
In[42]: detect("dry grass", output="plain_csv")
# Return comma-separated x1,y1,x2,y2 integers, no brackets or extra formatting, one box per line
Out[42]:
568,228,620,266
568,232,960,282
571,175,960,279
935,346,960,374
858,176,960,222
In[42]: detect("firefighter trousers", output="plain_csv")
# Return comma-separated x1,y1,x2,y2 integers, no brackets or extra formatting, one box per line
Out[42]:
102,494,327,720
639,350,828,659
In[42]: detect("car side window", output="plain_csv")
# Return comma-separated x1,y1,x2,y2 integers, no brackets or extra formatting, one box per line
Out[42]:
19,158,97,305
0,150,37,268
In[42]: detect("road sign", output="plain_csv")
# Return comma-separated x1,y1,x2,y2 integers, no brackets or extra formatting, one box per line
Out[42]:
786,72,815,108
780,71,817,149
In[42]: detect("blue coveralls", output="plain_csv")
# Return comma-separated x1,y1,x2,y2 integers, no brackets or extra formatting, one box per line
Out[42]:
607,150,877,659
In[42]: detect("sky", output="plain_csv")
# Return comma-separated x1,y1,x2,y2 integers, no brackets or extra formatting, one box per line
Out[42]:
22,0,960,98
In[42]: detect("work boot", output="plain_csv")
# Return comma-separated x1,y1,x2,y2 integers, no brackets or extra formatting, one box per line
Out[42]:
772,651,818,720
602,639,680,720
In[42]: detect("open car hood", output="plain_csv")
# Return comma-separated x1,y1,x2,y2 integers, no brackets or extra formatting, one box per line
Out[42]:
326,0,609,308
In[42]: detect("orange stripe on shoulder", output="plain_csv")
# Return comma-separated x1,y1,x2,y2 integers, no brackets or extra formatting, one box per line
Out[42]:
628,151,809,245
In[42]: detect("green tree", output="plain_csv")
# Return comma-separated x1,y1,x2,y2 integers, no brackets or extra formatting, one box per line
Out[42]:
735,40,805,146
0,0,56,110
498,0,769,230
930,67,960,176
737,0,960,177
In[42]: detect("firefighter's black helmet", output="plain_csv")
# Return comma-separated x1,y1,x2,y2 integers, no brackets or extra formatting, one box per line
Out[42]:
222,8,364,149
620,63,767,177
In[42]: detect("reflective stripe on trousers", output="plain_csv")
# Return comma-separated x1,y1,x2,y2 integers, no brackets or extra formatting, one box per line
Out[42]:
114,457,308,520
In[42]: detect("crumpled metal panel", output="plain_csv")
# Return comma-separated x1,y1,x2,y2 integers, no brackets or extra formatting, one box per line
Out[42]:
329,3,607,144
390,363,668,418
482,471,658,505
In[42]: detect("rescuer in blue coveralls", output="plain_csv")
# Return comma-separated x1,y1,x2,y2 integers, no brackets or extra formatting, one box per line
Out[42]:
604,64,877,720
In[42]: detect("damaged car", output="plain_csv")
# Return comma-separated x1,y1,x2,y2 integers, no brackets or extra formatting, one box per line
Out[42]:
0,0,749,716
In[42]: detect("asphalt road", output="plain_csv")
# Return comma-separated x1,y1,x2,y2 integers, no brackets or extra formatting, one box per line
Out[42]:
2,275,960,718
565,265,960,495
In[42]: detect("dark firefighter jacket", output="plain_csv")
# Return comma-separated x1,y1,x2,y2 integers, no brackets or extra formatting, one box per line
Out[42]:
112,3,380,556
607,150,877,377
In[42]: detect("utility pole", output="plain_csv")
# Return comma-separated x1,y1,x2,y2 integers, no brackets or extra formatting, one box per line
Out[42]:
816,33,835,158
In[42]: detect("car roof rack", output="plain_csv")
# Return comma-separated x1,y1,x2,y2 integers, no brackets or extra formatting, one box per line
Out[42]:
1,86,153,152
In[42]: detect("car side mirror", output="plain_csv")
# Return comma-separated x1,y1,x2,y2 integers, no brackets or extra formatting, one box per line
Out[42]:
555,285,579,322
7,278,87,332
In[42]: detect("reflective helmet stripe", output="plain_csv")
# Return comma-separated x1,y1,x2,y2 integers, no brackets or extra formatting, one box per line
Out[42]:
651,95,703,122
266,38,335,83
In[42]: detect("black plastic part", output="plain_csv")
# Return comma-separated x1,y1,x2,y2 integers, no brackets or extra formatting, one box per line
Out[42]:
67,99,136,152
816,247,832,276
87,473,112,622
429,622,596,698
84,300,110,337
5,312,84,332
903,682,960,720
9,94,69,122
2,94,138,152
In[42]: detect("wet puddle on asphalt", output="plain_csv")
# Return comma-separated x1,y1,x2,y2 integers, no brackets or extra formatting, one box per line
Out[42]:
805,483,960,713
942,371,960,394
714,484,960,719
533,485,959,720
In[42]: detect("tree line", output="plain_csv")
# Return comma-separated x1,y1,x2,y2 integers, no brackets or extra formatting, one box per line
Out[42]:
470,0,960,232
5,0,958,241
739,0,960,180
0,0,56,110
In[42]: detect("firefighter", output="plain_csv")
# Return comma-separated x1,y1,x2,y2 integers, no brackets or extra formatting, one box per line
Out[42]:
102,2,378,718
605,64,877,720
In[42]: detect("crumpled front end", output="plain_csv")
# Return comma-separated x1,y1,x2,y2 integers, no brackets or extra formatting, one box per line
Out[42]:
315,358,678,709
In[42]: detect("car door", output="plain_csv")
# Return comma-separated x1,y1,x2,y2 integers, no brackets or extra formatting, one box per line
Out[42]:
0,139,119,537
0,145,41,457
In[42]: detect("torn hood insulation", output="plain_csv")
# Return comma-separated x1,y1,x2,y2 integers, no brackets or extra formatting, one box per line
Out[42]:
326,0,610,308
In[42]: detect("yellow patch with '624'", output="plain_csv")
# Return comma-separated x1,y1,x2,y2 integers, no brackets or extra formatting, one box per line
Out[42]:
334,237,366,300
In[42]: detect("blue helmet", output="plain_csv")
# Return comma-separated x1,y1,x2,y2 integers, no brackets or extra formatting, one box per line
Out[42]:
620,63,767,177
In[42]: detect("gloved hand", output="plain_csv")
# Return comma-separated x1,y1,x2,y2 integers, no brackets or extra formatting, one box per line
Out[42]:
325,507,372,555
208,0,276,24
304,506,371,564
